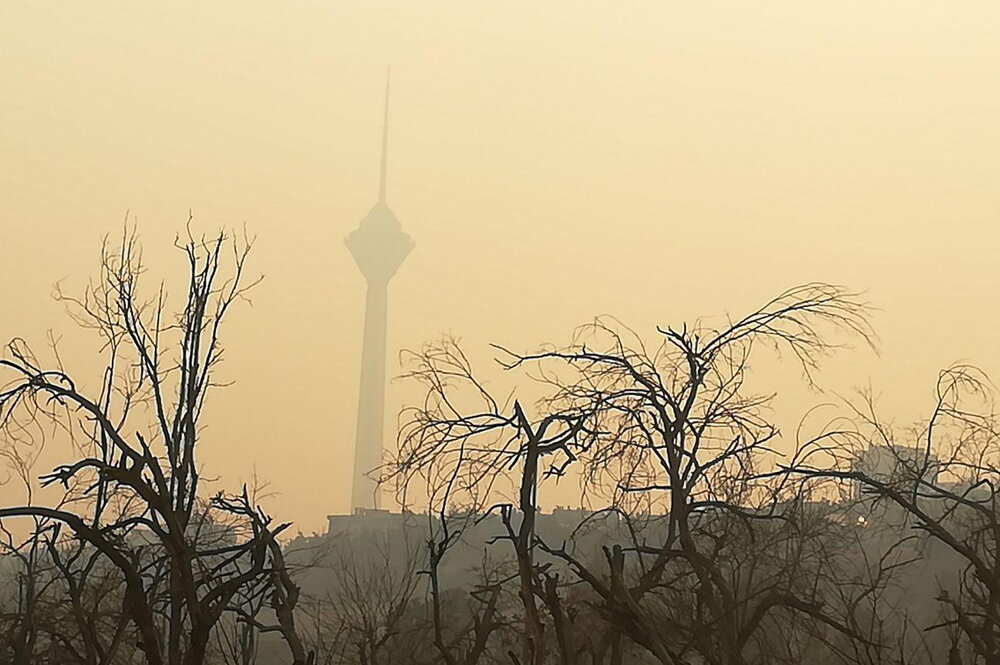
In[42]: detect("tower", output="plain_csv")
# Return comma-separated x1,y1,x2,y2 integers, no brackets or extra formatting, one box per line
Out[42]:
345,71,414,512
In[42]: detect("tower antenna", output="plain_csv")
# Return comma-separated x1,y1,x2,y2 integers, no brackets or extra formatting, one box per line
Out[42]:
378,66,390,204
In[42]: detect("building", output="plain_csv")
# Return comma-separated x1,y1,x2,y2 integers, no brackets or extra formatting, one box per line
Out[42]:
344,71,414,512
851,444,940,500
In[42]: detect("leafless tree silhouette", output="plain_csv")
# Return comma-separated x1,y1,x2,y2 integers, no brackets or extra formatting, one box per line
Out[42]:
789,365,1000,664
0,226,312,665
387,284,878,665
315,534,422,665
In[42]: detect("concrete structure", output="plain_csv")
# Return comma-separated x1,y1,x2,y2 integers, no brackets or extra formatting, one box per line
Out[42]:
345,72,414,511
851,444,940,500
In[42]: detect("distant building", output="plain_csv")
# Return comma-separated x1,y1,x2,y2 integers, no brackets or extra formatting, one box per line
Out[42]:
851,444,940,500
326,507,410,538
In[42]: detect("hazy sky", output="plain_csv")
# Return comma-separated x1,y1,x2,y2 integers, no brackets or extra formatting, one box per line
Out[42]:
2,2,999,534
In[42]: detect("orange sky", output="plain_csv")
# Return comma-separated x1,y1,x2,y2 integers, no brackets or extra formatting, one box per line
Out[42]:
2,1,999,535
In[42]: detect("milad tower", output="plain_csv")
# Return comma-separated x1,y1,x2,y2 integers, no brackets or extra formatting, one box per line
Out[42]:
344,72,414,512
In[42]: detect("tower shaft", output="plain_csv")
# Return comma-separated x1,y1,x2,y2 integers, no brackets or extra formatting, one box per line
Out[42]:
351,282,389,511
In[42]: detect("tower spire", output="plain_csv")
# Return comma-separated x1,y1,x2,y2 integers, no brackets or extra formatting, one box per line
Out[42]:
378,67,390,204
344,67,413,514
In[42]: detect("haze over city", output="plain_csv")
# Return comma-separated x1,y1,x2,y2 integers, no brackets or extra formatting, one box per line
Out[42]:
3,1,999,534
7,4,1000,665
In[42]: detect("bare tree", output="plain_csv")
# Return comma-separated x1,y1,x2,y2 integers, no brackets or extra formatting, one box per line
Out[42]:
419,501,510,665
214,491,318,665
389,283,874,665
789,365,1000,664
318,533,422,665
0,226,308,665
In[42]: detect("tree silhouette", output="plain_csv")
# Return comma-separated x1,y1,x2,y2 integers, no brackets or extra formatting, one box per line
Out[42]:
0,226,311,665
388,284,878,665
